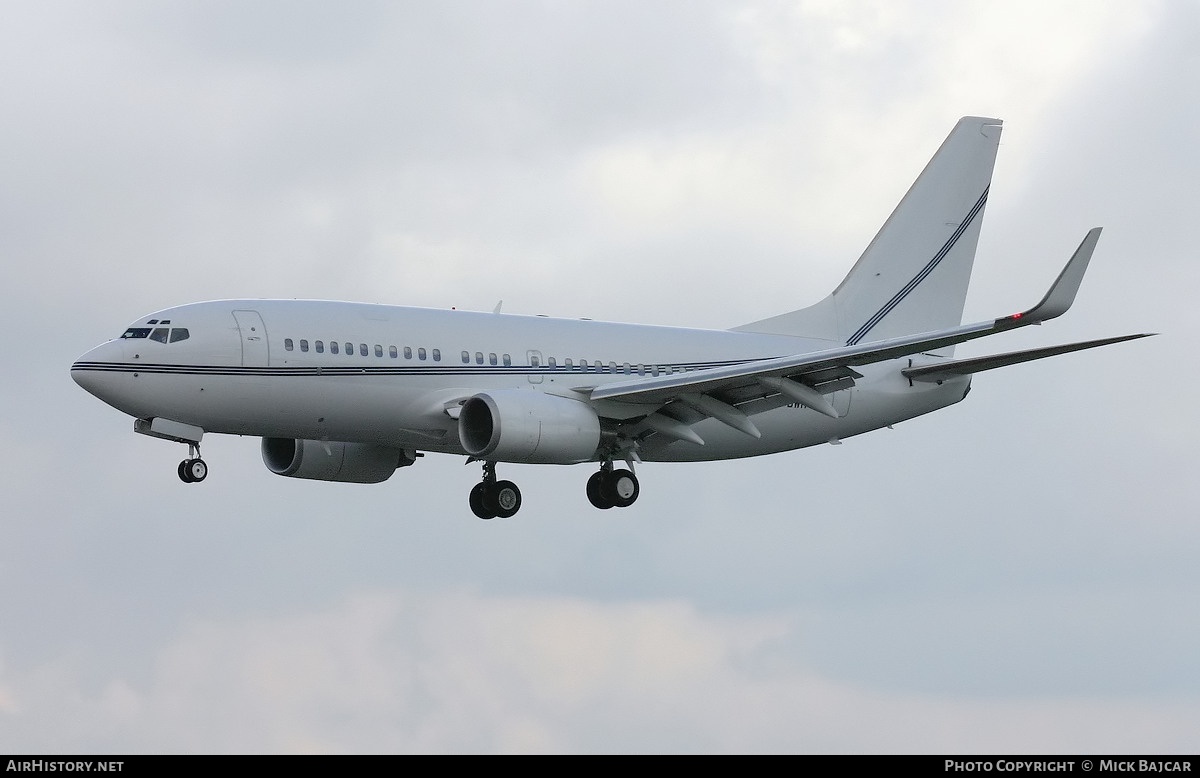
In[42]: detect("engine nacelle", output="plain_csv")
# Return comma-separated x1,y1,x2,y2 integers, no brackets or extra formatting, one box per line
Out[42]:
458,390,601,464
261,438,412,484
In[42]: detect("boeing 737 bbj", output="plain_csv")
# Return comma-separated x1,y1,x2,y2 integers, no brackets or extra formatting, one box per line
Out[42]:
72,117,1150,518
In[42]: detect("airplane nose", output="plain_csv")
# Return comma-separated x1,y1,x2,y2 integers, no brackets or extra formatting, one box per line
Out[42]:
71,361,95,391
71,360,106,395
71,341,127,403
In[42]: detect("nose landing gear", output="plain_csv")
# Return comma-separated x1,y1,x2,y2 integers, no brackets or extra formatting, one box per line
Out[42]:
469,461,522,519
177,442,208,483
586,463,639,509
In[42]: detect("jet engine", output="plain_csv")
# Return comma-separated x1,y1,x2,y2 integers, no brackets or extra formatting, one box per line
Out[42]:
261,438,413,483
458,390,601,464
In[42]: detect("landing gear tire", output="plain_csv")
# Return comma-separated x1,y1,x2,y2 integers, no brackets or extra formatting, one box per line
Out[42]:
587,471,614,509
587,468,639,509
178,458,208,483
470,462,522,519
187,459,208,482
469,483,497,519
489,480,522,519
607,468,639,508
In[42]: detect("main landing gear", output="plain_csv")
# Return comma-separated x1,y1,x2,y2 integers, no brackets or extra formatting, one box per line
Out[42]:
469,461,522,519
587,463,640,510
177,442,208,484
466,461,641,518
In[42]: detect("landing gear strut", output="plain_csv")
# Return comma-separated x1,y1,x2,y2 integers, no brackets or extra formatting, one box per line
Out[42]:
469,461,522,519
177,442,208,484
587,462,639,509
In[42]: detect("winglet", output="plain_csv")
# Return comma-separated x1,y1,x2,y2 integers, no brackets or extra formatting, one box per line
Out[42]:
1006,227,1102,325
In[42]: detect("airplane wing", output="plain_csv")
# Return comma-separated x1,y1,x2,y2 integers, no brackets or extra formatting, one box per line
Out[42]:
589,229,1151,435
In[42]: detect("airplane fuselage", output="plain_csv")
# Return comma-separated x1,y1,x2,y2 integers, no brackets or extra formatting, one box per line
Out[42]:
72,299,969,464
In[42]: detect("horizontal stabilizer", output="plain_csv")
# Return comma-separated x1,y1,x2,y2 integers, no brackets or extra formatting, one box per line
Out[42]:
901,333,1154,382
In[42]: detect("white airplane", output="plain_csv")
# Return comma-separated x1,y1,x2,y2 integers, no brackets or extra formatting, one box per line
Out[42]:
72,117,1150,519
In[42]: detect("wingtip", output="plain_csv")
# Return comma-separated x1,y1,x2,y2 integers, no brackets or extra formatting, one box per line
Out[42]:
1021,228,1104,324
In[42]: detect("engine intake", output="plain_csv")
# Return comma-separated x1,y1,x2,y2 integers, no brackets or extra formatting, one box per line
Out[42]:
458,390,600,463
261,438,413,483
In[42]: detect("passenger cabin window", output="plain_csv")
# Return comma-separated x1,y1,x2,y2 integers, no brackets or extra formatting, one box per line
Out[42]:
150,328,169,344
390,346,398,358
375,344,383,357
345,342,353,355
300,339,309,353
489,353,497,366
315,340,324,353
548,357,557,368
503,354,512,367
404,347,412,359
330,341,339,354
461,351,470,364
418,348,427,361
359,343,367,357
432,349,441,362
284,338,294,351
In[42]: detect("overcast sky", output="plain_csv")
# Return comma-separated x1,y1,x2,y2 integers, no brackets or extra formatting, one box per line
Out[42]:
2,0,1198,754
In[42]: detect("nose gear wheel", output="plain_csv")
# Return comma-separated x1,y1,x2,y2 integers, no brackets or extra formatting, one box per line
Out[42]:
177,442,208,483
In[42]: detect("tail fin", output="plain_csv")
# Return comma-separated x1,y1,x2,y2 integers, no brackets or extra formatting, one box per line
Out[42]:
734,116,1003,352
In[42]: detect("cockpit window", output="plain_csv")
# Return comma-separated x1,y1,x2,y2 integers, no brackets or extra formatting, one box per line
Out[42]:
123,326,189,342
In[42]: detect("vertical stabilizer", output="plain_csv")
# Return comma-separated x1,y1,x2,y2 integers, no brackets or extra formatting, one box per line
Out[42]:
734,117,1003,352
